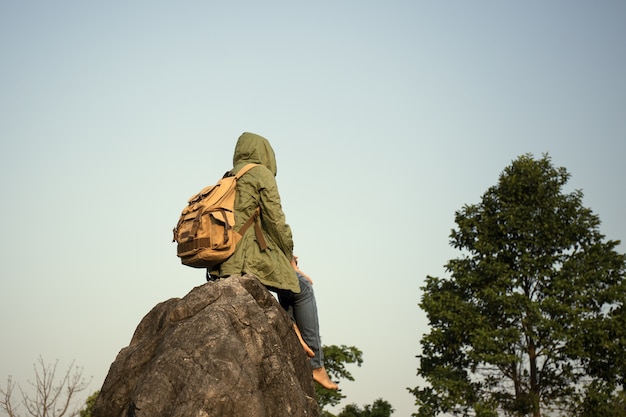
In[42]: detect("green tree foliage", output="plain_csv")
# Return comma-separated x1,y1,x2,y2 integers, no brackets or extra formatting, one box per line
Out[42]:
316,345,363,412
79,391,99,417
337,398,395,417
577,381,626,417
410,154,626,417
317,346,394,417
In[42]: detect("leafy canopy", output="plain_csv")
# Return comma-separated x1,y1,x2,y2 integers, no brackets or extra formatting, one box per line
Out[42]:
337,398,395,417
411,154,626,417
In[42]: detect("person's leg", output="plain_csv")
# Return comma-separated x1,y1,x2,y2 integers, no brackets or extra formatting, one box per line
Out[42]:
288,274,323,367
289,273,338,390
276,287,316,357
293,322,315,358
276,276,338,389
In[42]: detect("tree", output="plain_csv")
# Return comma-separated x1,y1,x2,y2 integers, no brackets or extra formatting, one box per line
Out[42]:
79,391,98,417
316,345,363,414
316,346,395,417
0,357,91,417
410,154,626,417
337,398,395,417
577,381,626,417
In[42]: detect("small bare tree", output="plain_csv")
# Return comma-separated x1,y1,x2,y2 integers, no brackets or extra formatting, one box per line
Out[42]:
0,356,91,417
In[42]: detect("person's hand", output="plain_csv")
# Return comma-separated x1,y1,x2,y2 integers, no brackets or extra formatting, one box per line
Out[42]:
300,271,314,285
292,255,314,285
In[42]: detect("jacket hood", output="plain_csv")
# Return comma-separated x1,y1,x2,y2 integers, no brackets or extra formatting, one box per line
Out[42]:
233,132,277,176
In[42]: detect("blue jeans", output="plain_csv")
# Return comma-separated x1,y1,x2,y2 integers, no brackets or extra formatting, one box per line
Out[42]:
275,273,324,369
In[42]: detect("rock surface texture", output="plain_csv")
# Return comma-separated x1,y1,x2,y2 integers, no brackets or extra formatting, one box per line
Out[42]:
92,274,319,417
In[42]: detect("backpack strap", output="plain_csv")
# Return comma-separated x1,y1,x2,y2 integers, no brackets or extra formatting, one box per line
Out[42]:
238,207,268,251
233,163,260,179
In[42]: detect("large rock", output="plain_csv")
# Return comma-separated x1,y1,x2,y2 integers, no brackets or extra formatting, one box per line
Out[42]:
92,274,319,417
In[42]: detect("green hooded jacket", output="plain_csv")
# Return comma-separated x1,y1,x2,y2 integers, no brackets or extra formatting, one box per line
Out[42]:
213,132,300,293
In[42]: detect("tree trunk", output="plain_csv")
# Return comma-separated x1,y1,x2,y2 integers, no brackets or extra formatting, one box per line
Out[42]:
528,341,541,417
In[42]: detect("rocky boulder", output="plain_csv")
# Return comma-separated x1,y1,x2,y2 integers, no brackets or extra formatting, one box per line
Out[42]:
92,274,319,417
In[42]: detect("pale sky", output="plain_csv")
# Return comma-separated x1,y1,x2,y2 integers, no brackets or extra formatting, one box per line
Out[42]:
1,2,625,416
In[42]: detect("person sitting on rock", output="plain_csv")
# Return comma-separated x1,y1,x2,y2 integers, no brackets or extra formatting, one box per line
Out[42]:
209,132,338,390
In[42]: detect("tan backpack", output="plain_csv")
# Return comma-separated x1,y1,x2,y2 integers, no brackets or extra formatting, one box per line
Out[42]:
173,163,266,269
